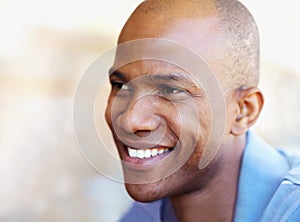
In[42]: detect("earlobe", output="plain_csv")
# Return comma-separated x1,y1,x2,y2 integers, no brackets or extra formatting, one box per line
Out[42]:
231,87,264,136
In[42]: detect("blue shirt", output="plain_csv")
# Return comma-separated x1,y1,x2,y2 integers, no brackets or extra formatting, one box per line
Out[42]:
119,132,300,222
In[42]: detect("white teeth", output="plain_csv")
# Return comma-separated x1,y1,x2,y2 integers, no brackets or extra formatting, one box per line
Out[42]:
151,149,158,156
136,150,144,159
127,147,170,159
144,149,151,158
128,147,137,158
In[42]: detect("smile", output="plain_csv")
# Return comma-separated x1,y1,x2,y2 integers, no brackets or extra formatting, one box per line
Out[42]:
127,147,171,159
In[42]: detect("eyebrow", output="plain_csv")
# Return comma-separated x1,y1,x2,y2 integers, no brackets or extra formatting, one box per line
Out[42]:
146,73,191,82
109,68,194,84
109,69,127,81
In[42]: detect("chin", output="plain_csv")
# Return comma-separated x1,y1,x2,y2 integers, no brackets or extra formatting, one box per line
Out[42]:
125,182,166,203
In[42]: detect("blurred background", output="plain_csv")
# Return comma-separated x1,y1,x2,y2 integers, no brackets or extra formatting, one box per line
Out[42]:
0,0,300,221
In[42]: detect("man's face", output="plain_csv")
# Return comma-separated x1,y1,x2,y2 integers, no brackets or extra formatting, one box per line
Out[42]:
105,59,219,202
105,3,230,202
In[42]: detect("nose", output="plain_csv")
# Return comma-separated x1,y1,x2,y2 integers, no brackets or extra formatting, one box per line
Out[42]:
117,95,161,136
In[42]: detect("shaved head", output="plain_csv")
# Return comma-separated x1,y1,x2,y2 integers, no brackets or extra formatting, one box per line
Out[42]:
118,0,259,92
215,0,259,90
107,0,264,210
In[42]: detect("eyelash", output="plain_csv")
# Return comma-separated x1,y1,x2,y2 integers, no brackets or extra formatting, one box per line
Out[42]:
110,82,184,97
159,84,184,94
111,81,129,90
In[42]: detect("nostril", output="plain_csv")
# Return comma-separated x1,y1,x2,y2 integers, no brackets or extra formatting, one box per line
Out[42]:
135,130,151,138
121,113,161,134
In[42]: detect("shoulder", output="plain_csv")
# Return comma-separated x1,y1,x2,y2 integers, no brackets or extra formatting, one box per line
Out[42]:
119,198,177,222
119,199,163,222
262,150,300,222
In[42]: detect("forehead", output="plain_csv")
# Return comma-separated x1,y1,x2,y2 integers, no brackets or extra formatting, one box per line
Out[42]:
119,17,222,59
110,37,225,90
116,16,226,86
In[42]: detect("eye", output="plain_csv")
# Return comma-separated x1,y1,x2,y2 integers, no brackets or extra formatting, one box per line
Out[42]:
111,81,132,97
159,84,184,94
111,81,130,90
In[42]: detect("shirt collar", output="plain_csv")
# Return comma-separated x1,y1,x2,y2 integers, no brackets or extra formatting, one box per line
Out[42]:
234,131,290,222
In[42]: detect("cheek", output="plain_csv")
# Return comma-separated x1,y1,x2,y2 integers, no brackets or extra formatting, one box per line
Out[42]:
105,94,129,127
176,98,211,140
105,96,114,129
196,98,212,141
177,99,212,165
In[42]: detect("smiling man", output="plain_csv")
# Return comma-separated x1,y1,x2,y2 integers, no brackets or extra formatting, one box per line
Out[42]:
105,0,300,221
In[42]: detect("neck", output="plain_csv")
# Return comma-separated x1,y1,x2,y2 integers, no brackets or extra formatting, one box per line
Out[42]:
170,135,245,222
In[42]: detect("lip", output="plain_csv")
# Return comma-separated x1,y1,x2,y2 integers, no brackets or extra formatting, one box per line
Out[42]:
117,143,175,171
115,137,172,149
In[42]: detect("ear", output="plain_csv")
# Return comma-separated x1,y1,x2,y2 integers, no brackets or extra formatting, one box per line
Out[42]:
230,87,264,136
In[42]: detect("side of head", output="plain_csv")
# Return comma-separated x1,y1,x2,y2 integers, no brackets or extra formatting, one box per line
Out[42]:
105,0,264,202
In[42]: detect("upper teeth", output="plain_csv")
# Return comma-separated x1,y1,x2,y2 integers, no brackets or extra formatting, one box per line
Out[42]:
127,147,169,159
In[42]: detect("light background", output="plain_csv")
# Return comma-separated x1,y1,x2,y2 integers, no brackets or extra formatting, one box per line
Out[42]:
0,0,300,221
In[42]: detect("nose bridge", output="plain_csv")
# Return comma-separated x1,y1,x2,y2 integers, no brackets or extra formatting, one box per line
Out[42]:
121,94,159,133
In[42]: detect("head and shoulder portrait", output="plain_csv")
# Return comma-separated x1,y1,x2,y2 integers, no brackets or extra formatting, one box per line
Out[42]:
104,1,300,221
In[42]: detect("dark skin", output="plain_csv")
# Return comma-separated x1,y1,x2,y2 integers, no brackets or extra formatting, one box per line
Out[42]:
105,1,264,221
